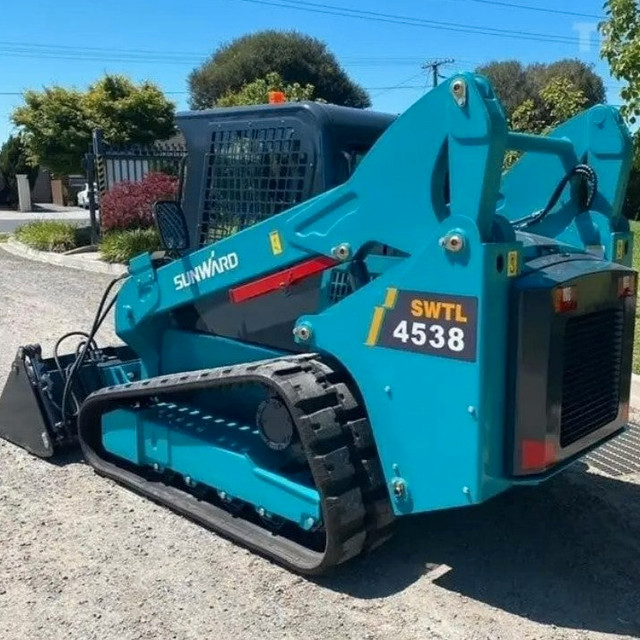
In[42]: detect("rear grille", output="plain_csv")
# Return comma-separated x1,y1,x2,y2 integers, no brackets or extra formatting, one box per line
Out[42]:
560,309,624,447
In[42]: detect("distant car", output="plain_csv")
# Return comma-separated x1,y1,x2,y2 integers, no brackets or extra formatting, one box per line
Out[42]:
77,183,99,209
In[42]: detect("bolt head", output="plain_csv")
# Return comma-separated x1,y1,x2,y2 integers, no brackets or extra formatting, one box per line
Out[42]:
450,78,467,106
294,325,312,342
332,243,351,261
393,479,407,499
442,233,465,253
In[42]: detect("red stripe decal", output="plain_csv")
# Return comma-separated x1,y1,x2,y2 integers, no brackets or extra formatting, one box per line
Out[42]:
229,256,337,304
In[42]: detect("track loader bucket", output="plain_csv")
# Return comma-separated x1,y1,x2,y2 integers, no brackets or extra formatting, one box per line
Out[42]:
0,344,137,459
0,347,59,457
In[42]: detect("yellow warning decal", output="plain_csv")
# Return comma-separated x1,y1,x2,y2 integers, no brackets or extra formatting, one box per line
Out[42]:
383,287,398,309
366,307,386,346
269,230,283,255
365,288,398,346
507,250,519,277
616,238,626,261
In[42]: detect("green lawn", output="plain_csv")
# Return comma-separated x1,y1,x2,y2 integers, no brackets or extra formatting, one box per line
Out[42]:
631,221,640,374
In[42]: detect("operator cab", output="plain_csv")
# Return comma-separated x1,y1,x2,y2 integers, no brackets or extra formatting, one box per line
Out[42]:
178,102,395,249
177,101,396,249
170,101,396,351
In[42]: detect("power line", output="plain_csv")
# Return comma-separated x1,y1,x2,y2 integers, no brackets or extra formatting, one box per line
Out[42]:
224,0,586,46
448,0,603,19
369,72,426,98
0,42,482,68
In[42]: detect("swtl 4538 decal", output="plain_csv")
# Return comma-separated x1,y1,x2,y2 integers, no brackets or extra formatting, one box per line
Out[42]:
366,289,478,362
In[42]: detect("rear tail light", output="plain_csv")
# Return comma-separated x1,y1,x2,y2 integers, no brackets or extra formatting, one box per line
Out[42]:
521,439,558,473
553,285,578,313
618,274,636,298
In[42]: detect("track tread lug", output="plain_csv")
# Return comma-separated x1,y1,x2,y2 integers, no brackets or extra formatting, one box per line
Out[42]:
347,418,376,450
358,457,386,492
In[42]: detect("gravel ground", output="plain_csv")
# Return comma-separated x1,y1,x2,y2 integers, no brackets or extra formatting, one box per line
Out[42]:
1,247,640,640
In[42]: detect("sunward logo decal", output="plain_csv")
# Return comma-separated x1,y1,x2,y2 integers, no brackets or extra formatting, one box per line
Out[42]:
174,250,239,291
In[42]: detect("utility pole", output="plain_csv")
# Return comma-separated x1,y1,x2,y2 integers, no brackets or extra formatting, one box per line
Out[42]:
422,58,455,89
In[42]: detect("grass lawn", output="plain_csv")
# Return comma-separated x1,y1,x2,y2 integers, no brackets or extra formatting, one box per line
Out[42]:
631,222,640,374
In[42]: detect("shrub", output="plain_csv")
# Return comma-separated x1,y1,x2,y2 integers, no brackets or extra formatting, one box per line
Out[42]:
99,228,162,263
15,221,77,252
100,172,178,232
0,233,9,243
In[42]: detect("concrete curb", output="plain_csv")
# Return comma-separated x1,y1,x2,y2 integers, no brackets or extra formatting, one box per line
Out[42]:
0,238,127,276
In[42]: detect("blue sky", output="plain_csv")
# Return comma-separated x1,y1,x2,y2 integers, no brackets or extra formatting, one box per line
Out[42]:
0,0,618,143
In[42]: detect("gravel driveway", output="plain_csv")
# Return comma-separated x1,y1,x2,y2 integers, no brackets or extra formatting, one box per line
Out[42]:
1,247,639,640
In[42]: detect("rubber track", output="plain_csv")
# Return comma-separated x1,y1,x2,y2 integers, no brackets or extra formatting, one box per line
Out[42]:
77,354,394,574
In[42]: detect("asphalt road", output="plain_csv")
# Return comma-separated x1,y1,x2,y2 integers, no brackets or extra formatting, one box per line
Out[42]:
1,247,639,640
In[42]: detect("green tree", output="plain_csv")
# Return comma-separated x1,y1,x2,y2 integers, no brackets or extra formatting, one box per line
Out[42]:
475,60,532,118
12,87,88,177
506,79,587,167
189,30,369,109
0,135,39,207
624,131,640,219
477,59,604,124
12,75,176,176
601,0,640,122
217,72,316,107
600,1,640,218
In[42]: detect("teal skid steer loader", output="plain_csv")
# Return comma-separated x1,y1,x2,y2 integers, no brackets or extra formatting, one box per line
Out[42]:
0,74,636,574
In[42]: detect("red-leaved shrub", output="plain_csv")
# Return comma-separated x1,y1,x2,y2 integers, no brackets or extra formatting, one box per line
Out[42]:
101,172,179,232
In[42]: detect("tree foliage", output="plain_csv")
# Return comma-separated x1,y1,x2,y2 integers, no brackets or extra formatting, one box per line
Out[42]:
12,75,176,176
477,59,604,124
217,72,316,107
510,78,588,134
0,134,39,207
601,0,640,122
189,30,369,109
475,60,531,117
84,76,176,145
503,80,588,168
624,131,640,220
599,1,640,219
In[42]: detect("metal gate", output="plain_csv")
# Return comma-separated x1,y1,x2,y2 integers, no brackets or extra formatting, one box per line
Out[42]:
83,129,187,243
91,129,187,196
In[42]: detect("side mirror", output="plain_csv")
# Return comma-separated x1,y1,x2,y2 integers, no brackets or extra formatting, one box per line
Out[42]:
153,200,190,252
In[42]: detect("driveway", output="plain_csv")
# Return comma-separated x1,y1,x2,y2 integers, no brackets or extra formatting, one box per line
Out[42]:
0,204,93,233
0,247,639,640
